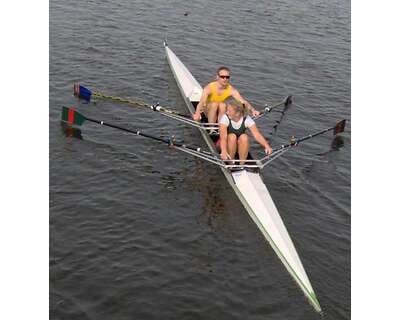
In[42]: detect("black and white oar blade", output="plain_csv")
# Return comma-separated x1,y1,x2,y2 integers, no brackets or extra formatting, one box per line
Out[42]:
61,107,86,126
73,83,92,102
333,119,346,135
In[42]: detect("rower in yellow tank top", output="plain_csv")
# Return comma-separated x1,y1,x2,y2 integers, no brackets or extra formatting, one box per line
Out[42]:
207,81,232,103
193,66,260,125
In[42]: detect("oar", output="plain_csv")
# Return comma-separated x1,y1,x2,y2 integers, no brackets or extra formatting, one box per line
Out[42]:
73,83,189,117
253,95,292,120
270,95,292,135
259,119,346,168
62,106,168,143
60,107,220,159
75,83,290,122
73,84,220,130
266,95,292,113
275,119,346,152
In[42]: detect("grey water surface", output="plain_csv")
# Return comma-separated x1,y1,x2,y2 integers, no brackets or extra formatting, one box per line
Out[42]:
50,0,350,319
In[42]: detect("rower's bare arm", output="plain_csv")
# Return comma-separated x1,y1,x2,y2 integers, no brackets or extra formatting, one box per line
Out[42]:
231,89,260,117
219,124,229,160
193,85,211,121
249,124,273,155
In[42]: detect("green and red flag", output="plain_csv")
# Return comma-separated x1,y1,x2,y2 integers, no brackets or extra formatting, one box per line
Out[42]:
61,107,86,126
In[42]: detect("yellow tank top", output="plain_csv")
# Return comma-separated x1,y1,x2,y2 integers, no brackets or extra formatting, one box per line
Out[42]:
207,81,232,103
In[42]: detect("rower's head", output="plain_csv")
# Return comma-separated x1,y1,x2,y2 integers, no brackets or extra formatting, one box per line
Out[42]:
216,66,231,83
226,99,245,119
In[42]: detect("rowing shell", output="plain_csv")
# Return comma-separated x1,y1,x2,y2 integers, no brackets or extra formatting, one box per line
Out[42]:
164,42,321,312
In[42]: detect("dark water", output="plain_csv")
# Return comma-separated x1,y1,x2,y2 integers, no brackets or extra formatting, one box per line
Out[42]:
50,0,350,319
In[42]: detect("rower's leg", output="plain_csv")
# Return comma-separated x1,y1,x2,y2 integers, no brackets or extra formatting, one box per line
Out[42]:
238,134,249,165
217,102,227,121
205,102,219,124
227,133,238,161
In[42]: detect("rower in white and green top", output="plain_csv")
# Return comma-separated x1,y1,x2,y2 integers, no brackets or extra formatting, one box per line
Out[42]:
219,100,273,164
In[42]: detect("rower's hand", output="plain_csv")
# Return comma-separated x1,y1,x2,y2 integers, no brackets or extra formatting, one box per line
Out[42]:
252,109,261,117
265,146,273,156
193,112,202,121
220,151,229,160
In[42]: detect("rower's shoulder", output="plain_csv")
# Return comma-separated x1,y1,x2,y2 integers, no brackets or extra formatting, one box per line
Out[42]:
245,115,256,127
219,113,229,124
207,81,218,87
220,113,229,120
204,82,215,90
229,84,237,92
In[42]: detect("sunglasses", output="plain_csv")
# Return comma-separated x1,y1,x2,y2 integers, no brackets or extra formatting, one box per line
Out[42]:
218,74,230,79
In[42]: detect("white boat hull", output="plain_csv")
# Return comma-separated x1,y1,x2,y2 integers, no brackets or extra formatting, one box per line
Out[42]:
164,42,321,312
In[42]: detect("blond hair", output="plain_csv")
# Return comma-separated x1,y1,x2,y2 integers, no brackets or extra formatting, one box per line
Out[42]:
226,98,245,116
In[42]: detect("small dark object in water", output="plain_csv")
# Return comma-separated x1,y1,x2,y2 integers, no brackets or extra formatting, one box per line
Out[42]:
184,12,189,16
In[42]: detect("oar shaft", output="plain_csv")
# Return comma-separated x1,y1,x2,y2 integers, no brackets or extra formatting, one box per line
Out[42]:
63,106,228,168
78,113,215,156
268,95,292,112
92,91,148,107
253,95,292,121
83,116,171,144
295,126,335,144
75,84,189,117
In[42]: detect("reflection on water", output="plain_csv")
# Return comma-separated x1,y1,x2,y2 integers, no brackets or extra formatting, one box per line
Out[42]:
268,99,294,137
317,135,345,156
202,187,227,229
60,122,82,140
184,163,228,231
331,135,345,150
